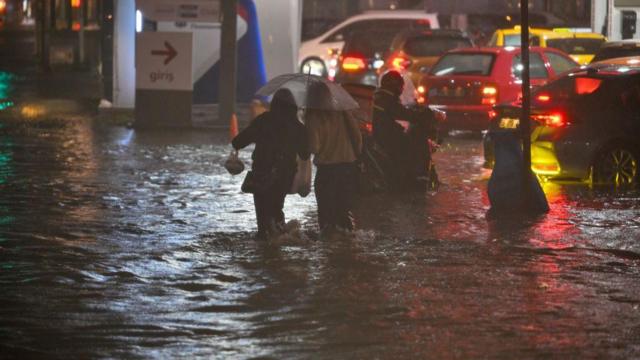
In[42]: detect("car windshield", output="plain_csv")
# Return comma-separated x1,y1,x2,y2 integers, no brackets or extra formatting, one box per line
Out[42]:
546,38,605,55
430,53,495,76
403,35,472,57
592,46,640,62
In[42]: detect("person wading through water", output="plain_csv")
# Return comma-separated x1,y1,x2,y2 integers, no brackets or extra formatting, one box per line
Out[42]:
305,82,362,233
372,70,439,189
232,88,310,239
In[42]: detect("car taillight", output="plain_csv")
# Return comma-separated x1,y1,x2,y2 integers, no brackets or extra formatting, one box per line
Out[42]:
536,93,551,102
532,112,567,127
481,85,498,105
417,85,428,104
390,56,412,71
341,56,367,72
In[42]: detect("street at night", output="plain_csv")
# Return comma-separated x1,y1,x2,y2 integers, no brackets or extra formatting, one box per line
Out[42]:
2,0,640,359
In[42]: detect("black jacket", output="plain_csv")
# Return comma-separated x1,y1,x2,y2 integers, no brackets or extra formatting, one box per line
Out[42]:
232,111,309,179
372,88,436,149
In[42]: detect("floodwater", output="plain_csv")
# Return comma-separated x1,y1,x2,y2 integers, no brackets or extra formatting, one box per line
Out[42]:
1,112,639,359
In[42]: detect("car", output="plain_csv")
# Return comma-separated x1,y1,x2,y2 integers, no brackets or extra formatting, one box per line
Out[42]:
487,26,555,47
298,10,439,78
334,29,471,87
591,40,640,63
543,29,607,65
488,27,606,65
379,29,474,86
417,46,579,131
483,62,640,185
333,30,396,87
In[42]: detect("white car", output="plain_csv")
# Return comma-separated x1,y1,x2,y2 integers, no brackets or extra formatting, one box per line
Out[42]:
298,10,440,79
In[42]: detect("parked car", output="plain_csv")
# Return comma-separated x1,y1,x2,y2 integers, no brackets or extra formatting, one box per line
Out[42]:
417,46,579,131
591,40,640,63
380,29,474,86
488,27,606,65
483,62,640,185
298,11,439,78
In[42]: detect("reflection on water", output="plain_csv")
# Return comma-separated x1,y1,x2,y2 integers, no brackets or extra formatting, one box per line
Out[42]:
0,71,16,111
1,118,639,358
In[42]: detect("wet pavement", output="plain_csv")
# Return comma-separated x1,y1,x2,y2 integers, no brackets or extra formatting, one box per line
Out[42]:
1,34,640,359
1,110,639,358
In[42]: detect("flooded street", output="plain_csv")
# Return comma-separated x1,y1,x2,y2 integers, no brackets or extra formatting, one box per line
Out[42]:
1,109,639,358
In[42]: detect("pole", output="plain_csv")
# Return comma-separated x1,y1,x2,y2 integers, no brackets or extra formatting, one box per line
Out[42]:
219,0,238,129
79,0,86,66
520,0,531,205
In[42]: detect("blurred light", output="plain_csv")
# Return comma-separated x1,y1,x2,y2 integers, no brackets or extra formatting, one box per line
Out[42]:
373,59,385,69
342,56,366,72
71,0,81,8
575,77,602,94
136,10,142,32
536,94,551,102
21,105,46,118
0,1,6,12
417,85,426,94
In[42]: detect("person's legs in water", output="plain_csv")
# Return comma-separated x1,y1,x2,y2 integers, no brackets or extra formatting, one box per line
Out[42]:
253,192,271,239
335,163,357,231
271,189,287,233
315,164,341,232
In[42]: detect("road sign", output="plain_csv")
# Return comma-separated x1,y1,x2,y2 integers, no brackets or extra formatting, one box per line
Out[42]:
136,32,193,91
136,0,221,23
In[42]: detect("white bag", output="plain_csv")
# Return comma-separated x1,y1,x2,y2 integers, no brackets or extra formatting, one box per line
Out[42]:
224,149,245,175
289,157,312,197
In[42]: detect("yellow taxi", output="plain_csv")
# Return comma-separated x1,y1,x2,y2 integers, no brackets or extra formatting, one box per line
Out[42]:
487,27,606,65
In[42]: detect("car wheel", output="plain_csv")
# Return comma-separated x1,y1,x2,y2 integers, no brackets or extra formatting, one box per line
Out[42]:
593,146,639,186
301,58,326,77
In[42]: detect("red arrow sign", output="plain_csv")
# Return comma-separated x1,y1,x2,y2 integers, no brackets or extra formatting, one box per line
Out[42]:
151,41,177,65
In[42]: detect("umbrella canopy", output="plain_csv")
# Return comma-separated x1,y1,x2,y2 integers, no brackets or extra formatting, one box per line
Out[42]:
255,73,359,111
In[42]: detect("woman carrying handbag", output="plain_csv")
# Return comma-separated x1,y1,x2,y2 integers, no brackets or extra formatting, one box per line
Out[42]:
232,89,310,240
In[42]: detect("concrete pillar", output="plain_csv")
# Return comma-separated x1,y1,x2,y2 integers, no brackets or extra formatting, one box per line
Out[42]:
113,0,135,108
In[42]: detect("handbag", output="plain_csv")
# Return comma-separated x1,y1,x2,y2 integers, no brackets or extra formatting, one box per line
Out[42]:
241,168,280,194
224,149,245,175
289,156,312,197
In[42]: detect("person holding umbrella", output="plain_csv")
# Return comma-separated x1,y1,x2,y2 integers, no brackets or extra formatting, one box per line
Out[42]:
232,88,310,240
305,82,362,233
254,73,361,233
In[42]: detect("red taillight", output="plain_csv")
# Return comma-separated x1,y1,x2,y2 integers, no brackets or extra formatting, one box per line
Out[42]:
390,56,412,71
417,85,428,104
536,93,551,102
481,85,498,105
341,56,366,72
532,113,567,127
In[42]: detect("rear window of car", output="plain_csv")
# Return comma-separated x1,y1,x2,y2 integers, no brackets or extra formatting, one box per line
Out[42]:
403,35,472,57
546,38,605,55
504,34,541,46
592,46,640,63
342,30,403,58
512,53,548,79
430,53,495,76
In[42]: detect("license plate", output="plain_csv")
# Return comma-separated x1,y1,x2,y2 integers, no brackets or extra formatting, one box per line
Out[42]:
499,117,520,129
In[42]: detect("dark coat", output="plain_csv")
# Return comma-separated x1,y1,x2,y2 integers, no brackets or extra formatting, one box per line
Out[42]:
232,108,310,189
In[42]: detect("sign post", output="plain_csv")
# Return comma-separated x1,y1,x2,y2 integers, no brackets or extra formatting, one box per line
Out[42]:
135,32,193,127
520,0,532,206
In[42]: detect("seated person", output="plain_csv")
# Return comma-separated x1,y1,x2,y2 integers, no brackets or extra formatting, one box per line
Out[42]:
372,70,438,187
